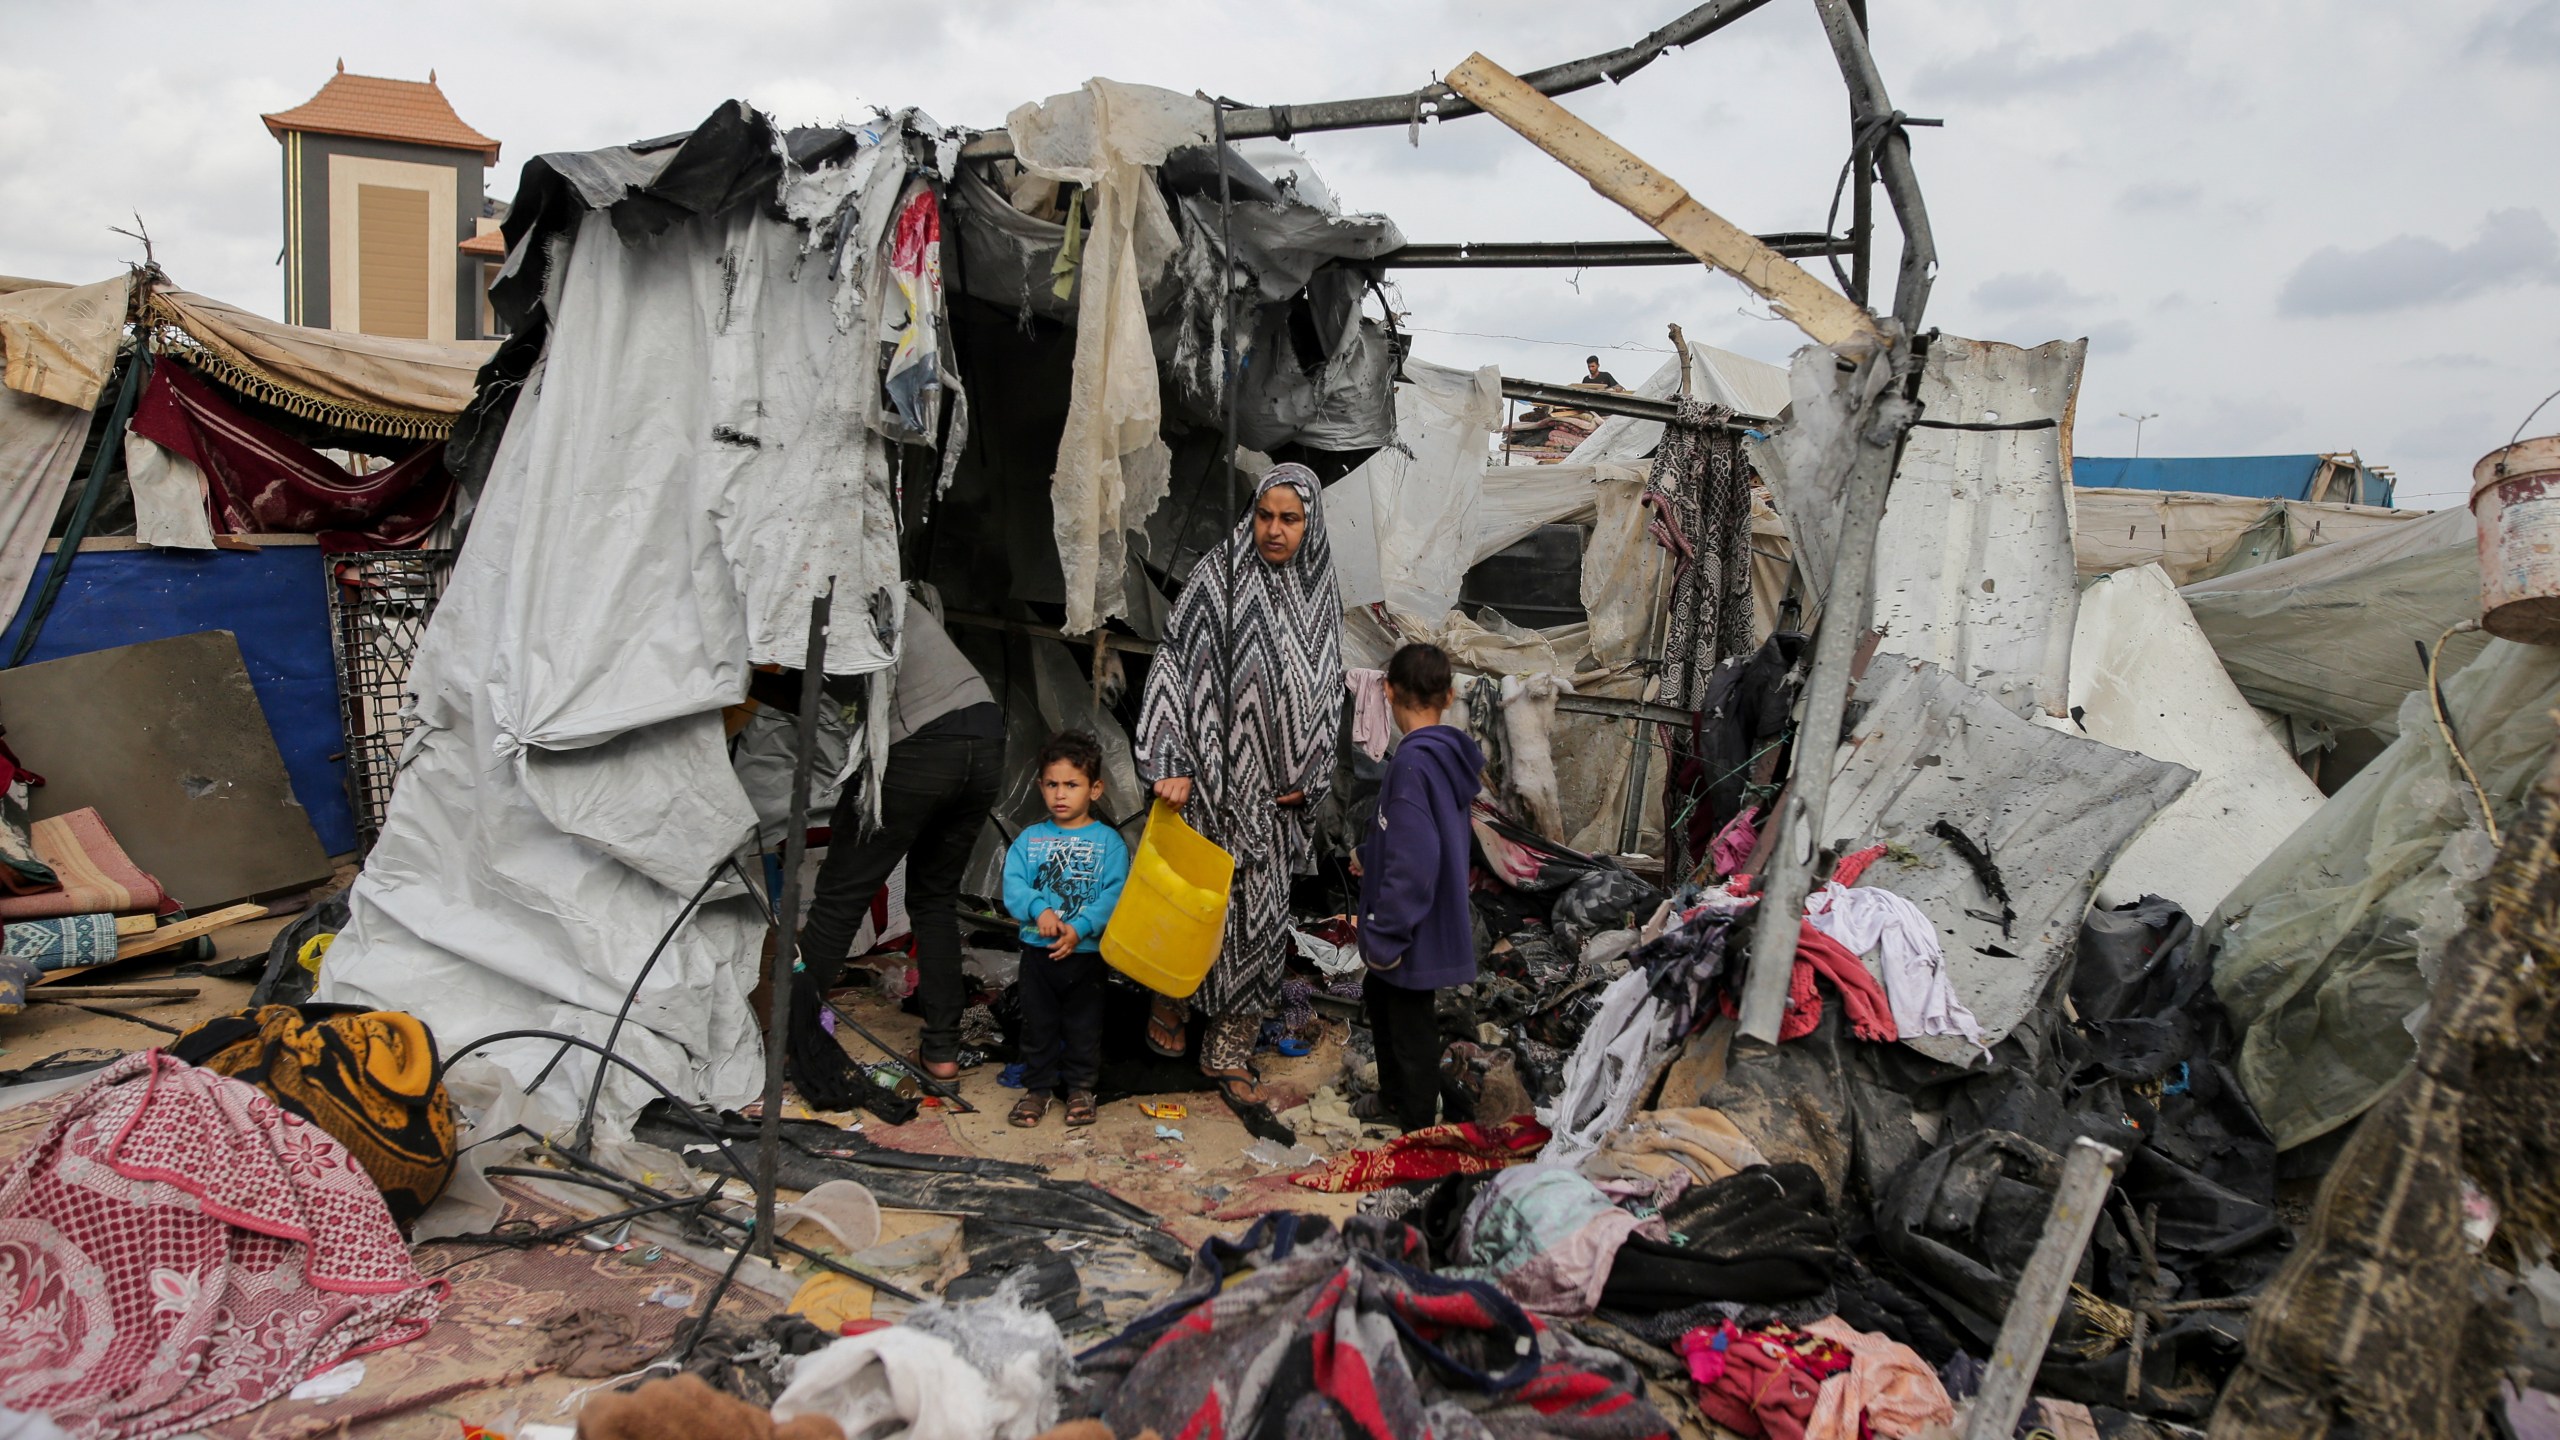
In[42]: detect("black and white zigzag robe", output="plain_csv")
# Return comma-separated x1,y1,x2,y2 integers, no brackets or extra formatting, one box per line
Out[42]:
1135,464,1343,1018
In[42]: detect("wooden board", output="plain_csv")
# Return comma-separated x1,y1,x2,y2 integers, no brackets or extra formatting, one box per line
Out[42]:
115,913,157,937
1443,52,1881,349
34,903,268,985
0,630,331,908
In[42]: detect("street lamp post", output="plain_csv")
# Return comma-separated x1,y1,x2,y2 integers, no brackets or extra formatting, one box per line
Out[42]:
2119,410,2159,459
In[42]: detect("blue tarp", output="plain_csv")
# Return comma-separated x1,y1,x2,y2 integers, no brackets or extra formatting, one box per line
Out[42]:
2074,455,2395,507
0,545,355,854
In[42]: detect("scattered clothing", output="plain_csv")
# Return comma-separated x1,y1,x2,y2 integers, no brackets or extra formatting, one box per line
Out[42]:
1682,1320,1853,1440
1803,1317,1955,1440
0,1052,442,1439
1720,926,1898,1044
1357,723,1485,991
1075,1214,1670,1440
1449,1163,1667,1318
772,1325,995,1440
0,808,164,921
1601,1164,1839,1312
898,1288,1074,1440
1664,630,1806,882
0,736,52,894
3,912,118,970
1134,465,1342,1020
1579,1107,1770,1202
1290,1115,1552,1193
128,361,454,548
1550,866,1666,955
1710,805,1761,879
1806,881,1985,1053
1540,967,1671,1170
165,1004,458,1228
1345,667,1393,760
577,1373,845,1440
1002,820,1131,954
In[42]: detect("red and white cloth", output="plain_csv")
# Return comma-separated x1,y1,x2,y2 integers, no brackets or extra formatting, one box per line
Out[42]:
0,1052,443,1439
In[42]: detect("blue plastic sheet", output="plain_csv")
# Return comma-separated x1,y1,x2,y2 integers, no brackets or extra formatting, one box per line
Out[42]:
0,544,356,853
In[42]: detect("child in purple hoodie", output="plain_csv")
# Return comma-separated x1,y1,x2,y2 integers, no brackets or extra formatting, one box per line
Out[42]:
1356,643,1486,1132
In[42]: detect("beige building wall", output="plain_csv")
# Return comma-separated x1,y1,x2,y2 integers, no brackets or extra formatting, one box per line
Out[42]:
326,154,456,342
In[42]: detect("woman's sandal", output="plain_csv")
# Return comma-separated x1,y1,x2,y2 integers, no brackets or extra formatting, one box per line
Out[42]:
1145,997,1188,1058
1064,1090,1099,1127
1009,1092,1050,1128
1204,1066,1298,1146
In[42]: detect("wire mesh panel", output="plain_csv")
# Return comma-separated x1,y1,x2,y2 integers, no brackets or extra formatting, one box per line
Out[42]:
326,550,454,849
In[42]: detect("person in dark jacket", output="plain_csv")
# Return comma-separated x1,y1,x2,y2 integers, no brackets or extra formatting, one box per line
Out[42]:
1355,643,1485,1132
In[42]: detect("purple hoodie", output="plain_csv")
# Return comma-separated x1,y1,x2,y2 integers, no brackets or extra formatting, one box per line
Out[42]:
1358,724,1486,991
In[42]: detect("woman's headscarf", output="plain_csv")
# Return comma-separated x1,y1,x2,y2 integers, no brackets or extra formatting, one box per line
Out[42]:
1136,463,1342,876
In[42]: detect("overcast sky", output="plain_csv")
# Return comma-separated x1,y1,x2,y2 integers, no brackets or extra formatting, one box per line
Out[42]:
6,0,2555,507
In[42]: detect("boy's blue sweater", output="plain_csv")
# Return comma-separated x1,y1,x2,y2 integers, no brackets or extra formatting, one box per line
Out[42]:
1003,819,1131,952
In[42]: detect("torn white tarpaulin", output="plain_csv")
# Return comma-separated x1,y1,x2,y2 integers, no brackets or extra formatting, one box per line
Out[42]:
322,135,912,1125
1565,341,1791,465
2071,487,2425,585
1008,80,1209,634
0,273,131,411
124,430,218,550
1864,336,2085,719
1321,359,1503,618
0,385,90,634
1823,654,2194,1062
2055,564,2325,920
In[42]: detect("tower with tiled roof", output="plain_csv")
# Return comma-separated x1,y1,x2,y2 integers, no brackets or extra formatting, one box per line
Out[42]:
264,62,504,340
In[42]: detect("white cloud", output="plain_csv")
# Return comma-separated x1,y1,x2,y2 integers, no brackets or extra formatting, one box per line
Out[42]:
2279,209,2560,317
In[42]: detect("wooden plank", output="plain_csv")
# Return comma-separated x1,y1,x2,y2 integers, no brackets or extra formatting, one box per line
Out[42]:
1961,1137,2125,1440
1442,52,1881,349
34,904,269,985
115,914,157,937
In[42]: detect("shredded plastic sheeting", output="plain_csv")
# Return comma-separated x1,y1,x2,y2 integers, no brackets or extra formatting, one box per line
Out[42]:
1826,655,2194,1062
2056,565,2324,919
1868,336,2085,720
324,158,910,1125
1009,79,1208,634
1321,360,1502,618
2181,505,2483,738
0,384,89,636
2072,488,2427,584
1565,342,1792,465
2209,639,2560,1149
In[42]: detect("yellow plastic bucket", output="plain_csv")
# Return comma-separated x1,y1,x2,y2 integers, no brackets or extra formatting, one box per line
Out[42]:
1101,799,1234,1000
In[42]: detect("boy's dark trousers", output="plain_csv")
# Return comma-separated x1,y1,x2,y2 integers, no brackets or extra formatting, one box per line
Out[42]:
1018,943,1107,1094
1364,977,1444,1133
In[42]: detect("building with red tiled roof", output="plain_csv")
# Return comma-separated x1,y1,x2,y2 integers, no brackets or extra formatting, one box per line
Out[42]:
267,63,506,340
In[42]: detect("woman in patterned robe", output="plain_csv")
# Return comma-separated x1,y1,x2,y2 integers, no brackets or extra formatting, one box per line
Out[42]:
1135,464,1342,1116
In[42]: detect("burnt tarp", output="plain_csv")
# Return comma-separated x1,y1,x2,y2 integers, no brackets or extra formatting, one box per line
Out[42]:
1821,655,2196,1063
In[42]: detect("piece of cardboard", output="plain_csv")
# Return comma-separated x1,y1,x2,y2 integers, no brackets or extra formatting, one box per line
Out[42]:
0,630,331,908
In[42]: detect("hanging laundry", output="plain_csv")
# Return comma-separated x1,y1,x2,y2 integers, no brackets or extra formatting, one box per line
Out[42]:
1345,666,1393,761
881,184,945,433
1709,804,1761,879
127,362,455,548
1806,881,1987,1054
0,1052,442,1436
1646,401,1757,711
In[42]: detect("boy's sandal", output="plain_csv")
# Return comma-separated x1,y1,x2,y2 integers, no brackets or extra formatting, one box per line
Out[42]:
1009,1092,1050,1128
1145,996,1188,1058
1064,1090,1099,1127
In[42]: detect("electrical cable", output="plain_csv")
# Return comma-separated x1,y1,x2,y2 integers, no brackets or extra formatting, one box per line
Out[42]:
2423,620,2499,847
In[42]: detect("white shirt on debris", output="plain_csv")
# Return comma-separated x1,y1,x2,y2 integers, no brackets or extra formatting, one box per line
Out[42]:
1805,882,1988,1055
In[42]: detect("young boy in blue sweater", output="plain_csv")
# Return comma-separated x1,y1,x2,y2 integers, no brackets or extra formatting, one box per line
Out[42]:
1003,731,1131,1129
1357,643,1486,1132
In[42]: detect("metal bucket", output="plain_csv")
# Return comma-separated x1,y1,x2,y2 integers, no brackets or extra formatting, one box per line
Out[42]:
2471,435,2560,643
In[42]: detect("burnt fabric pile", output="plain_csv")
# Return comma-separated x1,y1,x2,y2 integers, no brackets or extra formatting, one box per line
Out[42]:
1069,1213,1672,1440
1670,894,2288,1421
